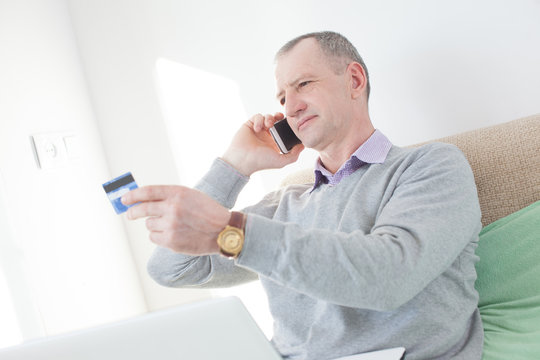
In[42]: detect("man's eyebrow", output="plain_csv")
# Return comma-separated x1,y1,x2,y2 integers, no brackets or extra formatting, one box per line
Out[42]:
275,74,312,100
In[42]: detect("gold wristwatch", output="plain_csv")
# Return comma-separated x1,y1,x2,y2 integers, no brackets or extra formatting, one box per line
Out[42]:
217,211,246,259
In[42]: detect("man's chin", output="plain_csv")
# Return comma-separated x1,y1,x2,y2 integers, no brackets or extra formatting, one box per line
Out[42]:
300,136,322,151
297,126,325,150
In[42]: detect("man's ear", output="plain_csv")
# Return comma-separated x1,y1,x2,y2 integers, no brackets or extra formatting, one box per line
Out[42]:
347,62,367,100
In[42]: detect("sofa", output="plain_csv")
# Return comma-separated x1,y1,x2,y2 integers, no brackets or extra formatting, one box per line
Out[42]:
281,113,540,360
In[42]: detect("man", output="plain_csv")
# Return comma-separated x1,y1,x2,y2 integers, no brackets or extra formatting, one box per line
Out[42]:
122,32,484,359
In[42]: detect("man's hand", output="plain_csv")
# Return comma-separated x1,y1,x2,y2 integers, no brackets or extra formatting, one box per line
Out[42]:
222,113,304,176
122,185,231,256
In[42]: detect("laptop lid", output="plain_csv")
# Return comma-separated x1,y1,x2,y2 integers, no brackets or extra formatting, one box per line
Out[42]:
0,296,283,360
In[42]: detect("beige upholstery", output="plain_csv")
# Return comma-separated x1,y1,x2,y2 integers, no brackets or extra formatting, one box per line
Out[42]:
280,113,540,227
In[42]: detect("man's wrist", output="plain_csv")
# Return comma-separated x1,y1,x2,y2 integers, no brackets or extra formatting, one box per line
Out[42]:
220,152,255,177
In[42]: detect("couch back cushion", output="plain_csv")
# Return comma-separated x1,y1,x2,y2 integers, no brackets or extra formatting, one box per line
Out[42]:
423,114,540,226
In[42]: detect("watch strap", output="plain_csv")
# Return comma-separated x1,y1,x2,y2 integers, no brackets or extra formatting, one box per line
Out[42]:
229,211,246,230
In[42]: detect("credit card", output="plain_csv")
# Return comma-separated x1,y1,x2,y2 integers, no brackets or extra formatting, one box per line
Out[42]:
102,172,138,214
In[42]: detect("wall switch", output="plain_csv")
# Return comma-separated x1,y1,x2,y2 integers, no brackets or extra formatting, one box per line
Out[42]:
31,132,77,170
63,135,81,159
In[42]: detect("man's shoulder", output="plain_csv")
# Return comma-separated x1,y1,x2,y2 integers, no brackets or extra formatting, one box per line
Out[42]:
388,142,465,163
382,142,472,183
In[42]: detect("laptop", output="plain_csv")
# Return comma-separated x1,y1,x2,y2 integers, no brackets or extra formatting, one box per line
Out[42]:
0,296,282,360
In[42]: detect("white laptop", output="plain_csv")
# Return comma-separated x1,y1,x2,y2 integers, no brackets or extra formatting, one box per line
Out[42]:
0,296,405,360
0,297,282,360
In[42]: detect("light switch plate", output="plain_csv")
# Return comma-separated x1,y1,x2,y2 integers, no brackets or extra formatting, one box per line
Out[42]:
31,132,77,170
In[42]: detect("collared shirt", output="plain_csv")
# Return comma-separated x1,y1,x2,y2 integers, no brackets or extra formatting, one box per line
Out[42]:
312,129,393,190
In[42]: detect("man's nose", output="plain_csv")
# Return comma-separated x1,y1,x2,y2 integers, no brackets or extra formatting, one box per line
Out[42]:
285,93,307,119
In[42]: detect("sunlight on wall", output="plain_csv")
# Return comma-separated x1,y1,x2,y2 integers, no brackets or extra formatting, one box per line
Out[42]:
0,171,23,348
155,58,273,337
154,58,238,186
155,58,270,209
0,268,22,348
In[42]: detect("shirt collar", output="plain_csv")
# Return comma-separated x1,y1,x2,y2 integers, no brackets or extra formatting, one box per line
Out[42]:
312,130,393,191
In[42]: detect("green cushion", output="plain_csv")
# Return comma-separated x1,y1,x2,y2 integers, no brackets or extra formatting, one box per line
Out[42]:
475,200,540,360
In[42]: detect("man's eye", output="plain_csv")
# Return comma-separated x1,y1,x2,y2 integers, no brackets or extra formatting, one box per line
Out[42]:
299,81,311,88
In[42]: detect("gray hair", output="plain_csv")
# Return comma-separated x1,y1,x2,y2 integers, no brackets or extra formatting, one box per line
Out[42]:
275,31,370,99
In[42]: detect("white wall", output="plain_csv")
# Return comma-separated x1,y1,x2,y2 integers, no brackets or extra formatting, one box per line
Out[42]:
0,0,146,343
67,0,540,312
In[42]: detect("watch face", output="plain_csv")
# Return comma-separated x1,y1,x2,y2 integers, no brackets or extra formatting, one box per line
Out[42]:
218,226,244,257
223,231,242,250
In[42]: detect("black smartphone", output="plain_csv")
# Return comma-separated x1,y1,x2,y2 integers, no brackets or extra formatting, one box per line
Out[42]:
269,118,302,154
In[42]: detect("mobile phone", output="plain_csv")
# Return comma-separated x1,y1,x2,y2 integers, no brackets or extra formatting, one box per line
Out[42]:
269,118,302,154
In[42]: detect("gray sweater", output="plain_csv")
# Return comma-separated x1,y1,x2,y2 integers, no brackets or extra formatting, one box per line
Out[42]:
148,143,484,360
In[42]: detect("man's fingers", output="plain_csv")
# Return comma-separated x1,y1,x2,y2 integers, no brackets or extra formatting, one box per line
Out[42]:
251,113,266,132
273,112,285,121
145,216,163,231
122,185,182,205
263,114,275,129
126,200,165,220
251,113,285,133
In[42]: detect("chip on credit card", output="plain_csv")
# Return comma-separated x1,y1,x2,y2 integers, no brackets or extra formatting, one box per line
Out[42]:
102,172,138,214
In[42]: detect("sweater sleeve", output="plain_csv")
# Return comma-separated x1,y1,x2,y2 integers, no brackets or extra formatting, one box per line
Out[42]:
236,144,482,310
146,158,261,288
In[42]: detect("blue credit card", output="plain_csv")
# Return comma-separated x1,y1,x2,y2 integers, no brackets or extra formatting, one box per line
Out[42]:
102,172,138,214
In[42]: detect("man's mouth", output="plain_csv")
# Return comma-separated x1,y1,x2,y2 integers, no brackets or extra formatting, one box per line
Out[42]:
297,115,316,131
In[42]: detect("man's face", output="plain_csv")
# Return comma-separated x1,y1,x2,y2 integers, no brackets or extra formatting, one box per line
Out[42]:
275,38,354,151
